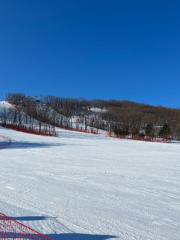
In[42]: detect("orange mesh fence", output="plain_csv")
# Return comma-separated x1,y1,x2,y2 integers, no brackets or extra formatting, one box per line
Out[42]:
0,212,53,240
0,135,11,148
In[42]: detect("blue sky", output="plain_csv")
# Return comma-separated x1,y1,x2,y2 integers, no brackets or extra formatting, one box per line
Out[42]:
0,0,180,107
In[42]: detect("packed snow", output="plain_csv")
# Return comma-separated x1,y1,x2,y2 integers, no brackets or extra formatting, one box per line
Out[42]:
0,112,180,239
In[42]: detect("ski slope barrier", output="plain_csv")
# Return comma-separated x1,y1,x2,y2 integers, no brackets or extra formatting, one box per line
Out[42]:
0,135,11,148
0,212,53,240
0,123,58,137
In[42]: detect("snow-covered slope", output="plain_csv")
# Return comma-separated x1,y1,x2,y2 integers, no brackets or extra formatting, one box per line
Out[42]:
0,101,12,111
0,125,180,240
89,107,107,113
0,101,40,127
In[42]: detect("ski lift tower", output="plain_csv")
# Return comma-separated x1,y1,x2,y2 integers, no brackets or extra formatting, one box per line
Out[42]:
32,95,39,118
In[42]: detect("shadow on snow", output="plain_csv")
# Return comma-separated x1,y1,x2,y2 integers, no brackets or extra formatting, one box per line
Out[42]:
9,216,54,221
0,233,117,240
0,215,117,240
48,233,117,240
7,141,65,149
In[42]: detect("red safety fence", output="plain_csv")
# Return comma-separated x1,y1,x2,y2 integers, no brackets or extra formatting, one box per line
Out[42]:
5,100,98,135
4,101,58,137
0,135,11,148
55,125,167,143
100,132,167,143
0,123,58,138
131,134,167,143
0,212,53,240
5,100,15,108
54,123,98,134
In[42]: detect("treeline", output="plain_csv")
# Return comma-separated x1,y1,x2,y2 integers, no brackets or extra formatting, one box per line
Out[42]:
0,93,58,134
3,93,180,140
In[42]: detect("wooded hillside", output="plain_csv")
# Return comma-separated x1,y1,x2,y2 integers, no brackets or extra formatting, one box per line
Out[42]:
3,93,180,140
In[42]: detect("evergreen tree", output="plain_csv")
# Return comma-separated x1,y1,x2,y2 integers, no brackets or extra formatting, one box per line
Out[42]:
131,127,139,135
145,123,154,137
122,126,129,135
159,123,171,139
114,126,122,134
139,132,145,137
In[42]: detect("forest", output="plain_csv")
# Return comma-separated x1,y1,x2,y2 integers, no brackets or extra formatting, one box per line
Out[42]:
1,92,180,140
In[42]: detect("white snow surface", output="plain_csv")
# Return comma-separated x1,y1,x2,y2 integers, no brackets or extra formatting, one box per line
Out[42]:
89,108,107,113
0,125,180,240
0,101,12,111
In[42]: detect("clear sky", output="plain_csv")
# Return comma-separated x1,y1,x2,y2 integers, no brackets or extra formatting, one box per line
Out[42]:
0,0,180,107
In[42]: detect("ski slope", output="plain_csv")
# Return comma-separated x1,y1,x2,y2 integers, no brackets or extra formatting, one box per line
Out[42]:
0,125,180,240
0,101,12,111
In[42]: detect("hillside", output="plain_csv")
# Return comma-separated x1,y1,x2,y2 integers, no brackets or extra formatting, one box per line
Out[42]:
3,93,180,140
